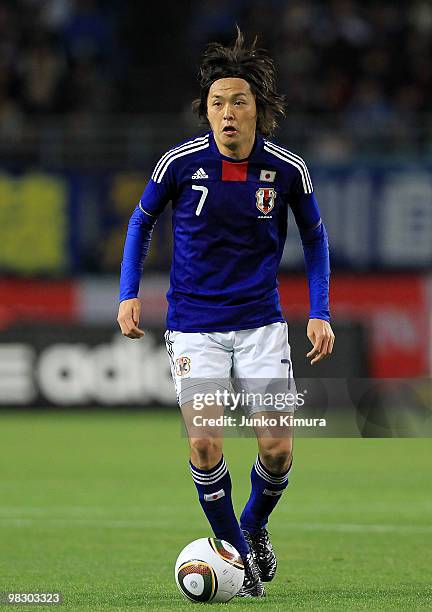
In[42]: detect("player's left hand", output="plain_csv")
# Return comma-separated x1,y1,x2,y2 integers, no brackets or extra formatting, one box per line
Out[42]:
306,318,335,365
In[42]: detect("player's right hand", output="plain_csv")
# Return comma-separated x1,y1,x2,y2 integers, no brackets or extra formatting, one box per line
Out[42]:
117,298,145,339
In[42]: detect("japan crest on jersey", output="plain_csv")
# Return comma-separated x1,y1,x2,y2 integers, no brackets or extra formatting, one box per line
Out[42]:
256,187,276,215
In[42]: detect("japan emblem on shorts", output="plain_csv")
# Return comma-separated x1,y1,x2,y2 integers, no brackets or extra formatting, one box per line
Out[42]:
256,187,276,215
175,356,191,376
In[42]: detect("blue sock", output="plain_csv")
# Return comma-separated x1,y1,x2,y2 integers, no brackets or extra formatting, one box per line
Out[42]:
240,455,292,535
189,456,249,558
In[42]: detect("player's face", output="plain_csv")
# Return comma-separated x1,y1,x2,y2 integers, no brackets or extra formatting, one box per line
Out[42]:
207,78,257,158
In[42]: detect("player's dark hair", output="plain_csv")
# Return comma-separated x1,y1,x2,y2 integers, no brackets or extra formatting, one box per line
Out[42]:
192,28,285,136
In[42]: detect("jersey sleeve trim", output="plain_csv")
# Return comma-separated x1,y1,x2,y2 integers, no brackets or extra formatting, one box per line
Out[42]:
151,135,210,184
263,140,313,194
139,201,156,217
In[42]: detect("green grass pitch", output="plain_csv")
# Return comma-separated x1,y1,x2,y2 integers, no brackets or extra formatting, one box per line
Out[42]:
0,410,431,611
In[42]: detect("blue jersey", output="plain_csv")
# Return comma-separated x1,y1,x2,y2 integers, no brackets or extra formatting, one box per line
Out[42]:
119,131,330,332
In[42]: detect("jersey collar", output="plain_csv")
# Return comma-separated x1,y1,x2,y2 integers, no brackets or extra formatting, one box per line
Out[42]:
209,131,264,163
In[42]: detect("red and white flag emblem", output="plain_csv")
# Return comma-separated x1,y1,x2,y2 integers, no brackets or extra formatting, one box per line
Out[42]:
204,489,225,502
259,169,276,182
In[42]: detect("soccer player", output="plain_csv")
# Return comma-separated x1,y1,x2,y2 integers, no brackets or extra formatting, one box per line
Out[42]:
117,30,334,597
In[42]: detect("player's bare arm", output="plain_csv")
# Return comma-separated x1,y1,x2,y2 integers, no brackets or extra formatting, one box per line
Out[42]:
117,297,145,339
306,318,335,365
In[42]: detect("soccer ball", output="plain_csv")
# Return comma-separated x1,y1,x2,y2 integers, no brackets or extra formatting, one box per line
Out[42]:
175,537,244,603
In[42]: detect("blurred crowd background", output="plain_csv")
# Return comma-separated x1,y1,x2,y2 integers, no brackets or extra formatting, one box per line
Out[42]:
0,1,431,408
1,0,431,156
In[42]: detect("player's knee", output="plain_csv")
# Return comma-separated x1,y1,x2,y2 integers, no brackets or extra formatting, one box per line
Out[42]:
189,438,223,470
260,443,292,474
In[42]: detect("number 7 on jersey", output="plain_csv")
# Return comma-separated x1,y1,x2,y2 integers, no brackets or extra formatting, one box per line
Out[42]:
192,185,209,216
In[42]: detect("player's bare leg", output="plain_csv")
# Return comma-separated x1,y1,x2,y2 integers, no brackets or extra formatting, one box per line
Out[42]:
240,413,293,582
181,399,224,469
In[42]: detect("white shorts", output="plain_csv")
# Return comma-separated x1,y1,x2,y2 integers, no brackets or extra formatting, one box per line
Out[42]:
164,322,297,414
